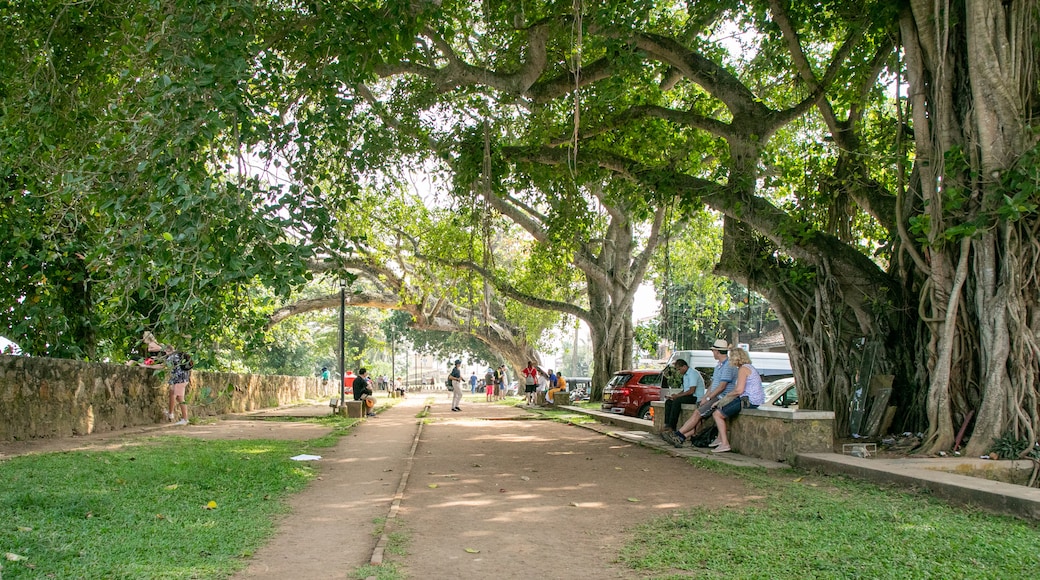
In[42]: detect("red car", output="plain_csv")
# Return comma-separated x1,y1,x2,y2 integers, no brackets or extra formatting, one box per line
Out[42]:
600,369,663,420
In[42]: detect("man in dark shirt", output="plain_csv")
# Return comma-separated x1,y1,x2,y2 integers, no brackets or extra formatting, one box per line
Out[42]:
353,368,376,417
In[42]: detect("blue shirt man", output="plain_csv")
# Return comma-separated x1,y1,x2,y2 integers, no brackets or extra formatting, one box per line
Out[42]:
681,362,706,400
705,339,738,400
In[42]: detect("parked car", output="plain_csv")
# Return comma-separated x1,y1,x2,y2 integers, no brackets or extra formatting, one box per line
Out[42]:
762,377,798,408
665,349,793,384
566,376,593,401
601,369,663,420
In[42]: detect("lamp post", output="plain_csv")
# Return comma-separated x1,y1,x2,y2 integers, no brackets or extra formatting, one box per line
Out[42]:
338,280,346,407
389,328,396,394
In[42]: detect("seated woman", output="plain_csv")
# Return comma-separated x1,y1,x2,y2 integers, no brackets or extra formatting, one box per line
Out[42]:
710,347,765,454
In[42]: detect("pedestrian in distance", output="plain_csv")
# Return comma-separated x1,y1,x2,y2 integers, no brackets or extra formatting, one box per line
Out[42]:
138,332,193,426
484,368,495,402
522,361,539,406
470,371,478,393
449,359,465,411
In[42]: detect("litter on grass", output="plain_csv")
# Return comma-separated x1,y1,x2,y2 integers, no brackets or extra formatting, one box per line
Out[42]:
290,454,322,461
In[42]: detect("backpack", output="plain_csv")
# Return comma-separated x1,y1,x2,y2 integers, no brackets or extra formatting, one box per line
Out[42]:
688,425,718,448
445,378,454,391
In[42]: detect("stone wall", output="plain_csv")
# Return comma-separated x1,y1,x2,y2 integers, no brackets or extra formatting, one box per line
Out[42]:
0,355,334,441
651,400,835,462
729,408,835,463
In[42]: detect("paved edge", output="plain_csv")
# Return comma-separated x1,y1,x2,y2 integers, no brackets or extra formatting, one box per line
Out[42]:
558,404,1040,522
368,404,429,568
796,452,1040,521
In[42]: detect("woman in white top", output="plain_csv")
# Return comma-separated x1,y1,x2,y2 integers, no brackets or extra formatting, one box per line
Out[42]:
710,347,765,454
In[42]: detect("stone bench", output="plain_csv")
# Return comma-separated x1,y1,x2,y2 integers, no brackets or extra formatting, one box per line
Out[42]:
549,392,574,407
651,401,834,463
330,399,366,418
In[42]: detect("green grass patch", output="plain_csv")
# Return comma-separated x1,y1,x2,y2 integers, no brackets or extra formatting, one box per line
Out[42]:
527,407,599,425
619,462,1040,579
0,437,320,579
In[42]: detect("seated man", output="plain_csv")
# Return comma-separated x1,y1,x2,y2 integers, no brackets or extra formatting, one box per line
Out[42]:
663,339,736,447
353,368,377,417
661,358,705,435
546,373,567,404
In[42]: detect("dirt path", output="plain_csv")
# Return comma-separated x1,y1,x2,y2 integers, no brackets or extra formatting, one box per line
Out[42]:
1,394,753,579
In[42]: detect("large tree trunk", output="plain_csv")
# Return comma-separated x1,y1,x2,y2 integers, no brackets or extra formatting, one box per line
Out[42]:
902,0,1040,455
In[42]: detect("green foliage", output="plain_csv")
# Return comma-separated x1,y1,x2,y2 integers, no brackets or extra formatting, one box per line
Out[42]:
989,431,1030,459
0,437,317,578
633,322,660,355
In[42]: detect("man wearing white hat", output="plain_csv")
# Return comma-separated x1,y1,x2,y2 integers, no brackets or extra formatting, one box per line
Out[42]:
663,338,738,447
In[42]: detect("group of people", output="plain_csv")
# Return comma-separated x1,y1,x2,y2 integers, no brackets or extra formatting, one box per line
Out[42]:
520,361,568,406
127,331,194,426
660,339,765,454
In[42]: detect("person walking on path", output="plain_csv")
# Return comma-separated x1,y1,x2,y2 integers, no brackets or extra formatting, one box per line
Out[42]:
449,359,465,411
469,371,478,393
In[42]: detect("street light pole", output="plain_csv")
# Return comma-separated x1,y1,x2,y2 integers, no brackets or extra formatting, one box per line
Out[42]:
390,329,396,394
339,280,346,407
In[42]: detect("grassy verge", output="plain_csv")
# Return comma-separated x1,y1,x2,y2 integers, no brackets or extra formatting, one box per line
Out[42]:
619,459,1040,579
0,436,327,579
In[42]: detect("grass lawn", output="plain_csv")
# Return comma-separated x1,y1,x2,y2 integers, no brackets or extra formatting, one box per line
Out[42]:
0,434,332,579
619,458,1040,579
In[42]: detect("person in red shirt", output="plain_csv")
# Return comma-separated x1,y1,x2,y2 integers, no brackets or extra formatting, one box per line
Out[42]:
522,361,539,406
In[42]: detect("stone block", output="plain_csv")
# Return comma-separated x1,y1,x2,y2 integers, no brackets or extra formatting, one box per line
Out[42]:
552,392,571,406
337,400,365,418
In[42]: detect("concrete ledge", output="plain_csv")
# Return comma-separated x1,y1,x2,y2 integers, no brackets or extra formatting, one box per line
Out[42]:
650,401,698,433
557,406,654,432
797,452,1040,522
336,400,365,418
651,401,834,463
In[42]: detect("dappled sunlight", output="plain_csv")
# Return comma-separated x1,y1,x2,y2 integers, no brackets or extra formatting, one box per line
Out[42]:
426,497,500,509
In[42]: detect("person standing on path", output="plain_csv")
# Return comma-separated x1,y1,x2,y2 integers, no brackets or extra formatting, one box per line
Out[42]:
484,368,495,402
495,365,506,400
469,371,478,394
449,359,465,411
522,361,538,406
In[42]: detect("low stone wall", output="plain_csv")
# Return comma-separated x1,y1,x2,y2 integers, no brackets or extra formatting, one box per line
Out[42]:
730,407,835,462
0,354,333,441
651,400,834,462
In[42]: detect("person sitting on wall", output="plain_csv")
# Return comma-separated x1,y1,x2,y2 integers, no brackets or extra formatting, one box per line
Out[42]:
353,368,376,417
546,372,567,404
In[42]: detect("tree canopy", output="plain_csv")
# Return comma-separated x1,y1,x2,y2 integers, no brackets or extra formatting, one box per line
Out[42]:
2,0,1038,455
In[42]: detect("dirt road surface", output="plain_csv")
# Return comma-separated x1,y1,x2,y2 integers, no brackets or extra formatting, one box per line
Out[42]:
2,394,752,579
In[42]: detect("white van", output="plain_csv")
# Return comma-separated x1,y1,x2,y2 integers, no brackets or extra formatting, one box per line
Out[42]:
663,349,792,397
